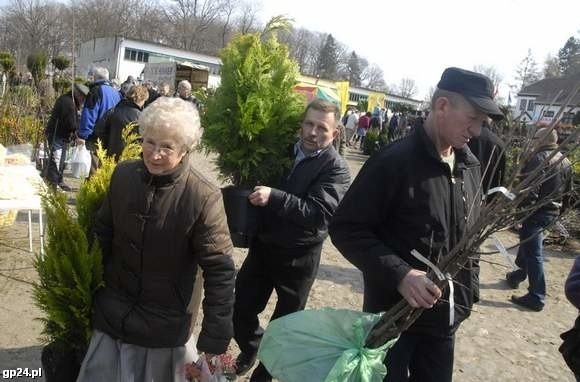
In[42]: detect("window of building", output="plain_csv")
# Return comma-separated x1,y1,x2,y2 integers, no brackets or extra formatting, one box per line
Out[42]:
543,110,554,118
527,99,534,111
124,48,150,63
519,99,527,111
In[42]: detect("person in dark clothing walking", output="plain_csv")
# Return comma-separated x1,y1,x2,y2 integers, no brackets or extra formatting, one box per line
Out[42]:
43,83,89,190
92,85,149,160
507,127,573,311
330,67,504,382
233,99,351,382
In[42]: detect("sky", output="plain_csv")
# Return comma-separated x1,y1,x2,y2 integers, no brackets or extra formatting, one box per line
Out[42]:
0,0,577,101
258,0,580,101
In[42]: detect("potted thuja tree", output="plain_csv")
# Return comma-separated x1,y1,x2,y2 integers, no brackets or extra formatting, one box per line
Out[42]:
203,17,305,247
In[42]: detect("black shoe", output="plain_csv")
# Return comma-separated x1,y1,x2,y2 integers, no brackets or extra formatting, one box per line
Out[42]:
250,363,272,382
511,294,544,312
506,271,523,289
235,352,257,376
58,182,72,192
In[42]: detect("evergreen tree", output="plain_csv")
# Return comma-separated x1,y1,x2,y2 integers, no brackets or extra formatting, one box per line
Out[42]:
558,36,580,76
347,51,362,87
317,34,339,79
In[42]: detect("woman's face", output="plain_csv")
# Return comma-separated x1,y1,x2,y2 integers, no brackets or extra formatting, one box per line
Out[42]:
141,129,187,175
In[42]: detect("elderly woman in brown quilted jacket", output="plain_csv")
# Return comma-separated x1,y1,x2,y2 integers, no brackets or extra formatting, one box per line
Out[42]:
77,97,235,382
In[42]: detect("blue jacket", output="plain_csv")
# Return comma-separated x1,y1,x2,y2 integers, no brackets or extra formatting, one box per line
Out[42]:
77,80,121,139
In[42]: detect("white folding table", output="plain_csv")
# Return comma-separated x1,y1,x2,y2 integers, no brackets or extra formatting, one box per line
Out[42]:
0,196,44,256
0,163,45,256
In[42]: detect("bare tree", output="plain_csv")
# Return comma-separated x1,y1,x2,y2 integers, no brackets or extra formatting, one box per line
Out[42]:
362,64,387,90
1,0,66,65
397,77,418,98
423,86,435,106
219,0,237,48
234,0,260,34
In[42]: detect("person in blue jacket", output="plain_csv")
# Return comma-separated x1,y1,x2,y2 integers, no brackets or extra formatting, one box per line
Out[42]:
75,66,121,171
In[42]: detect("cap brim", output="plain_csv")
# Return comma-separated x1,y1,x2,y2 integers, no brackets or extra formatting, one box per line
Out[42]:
465,95,504,121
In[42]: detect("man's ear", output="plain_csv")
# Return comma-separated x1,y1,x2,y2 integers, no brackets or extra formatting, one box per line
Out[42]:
332,126,340,139
434,96,450,118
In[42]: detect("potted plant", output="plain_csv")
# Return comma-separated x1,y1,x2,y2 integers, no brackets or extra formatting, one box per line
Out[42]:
34,190,103,382
202,16,305,247
34,129,142,381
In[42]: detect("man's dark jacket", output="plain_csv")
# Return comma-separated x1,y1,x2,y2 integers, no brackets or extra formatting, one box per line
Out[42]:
257,144,351,249
45,91,82,140
330,125,483,336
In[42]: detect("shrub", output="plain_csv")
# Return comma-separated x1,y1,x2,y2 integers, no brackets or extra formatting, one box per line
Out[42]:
362,128,385,156
34,190,103,351
51,56,71,72
0,51,15,73
26,51,48,87
0,86,43,146
202,17,305,188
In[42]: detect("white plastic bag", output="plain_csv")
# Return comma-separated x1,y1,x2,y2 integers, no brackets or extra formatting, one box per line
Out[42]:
70,144,91,178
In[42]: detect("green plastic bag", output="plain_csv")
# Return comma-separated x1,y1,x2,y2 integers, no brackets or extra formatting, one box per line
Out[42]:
258,308,398,382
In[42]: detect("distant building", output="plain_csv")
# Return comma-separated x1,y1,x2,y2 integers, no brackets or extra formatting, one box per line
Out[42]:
76,36,424,112
76,36,222,88
297,74,423,111
514,72,580,127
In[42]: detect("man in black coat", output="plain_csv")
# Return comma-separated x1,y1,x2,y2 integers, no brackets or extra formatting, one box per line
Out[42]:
43,83,88,190
330,68,504,382
233,99,351,381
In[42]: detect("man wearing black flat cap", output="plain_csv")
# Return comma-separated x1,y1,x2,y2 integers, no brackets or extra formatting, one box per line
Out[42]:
330,67,504,382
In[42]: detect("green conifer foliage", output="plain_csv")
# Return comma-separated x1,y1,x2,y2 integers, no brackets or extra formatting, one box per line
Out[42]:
33,190,103,350
202,17,305,188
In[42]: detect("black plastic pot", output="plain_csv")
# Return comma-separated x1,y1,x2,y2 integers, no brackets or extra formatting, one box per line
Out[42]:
221,186,258,248
41,341,83,382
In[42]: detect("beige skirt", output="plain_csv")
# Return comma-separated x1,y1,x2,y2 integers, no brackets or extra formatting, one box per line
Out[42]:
76,330,198,382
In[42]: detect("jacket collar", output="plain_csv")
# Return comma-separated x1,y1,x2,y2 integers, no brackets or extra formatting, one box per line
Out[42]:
138,152,190,187
415,124,480,170
119,98,143,111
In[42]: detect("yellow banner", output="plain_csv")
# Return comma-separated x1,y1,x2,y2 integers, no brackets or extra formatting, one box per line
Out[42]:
367,92,386,112
335,81,350,116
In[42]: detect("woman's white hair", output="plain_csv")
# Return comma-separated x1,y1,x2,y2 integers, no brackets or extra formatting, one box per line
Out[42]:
138,97,202,150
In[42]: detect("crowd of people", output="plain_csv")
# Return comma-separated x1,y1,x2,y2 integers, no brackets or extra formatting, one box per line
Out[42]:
42,66,200,190
39,65,575,382
341,106,426,150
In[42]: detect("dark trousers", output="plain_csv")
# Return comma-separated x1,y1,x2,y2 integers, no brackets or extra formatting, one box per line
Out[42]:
44,136,68,186
384,332,455,382
233,239,322,357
